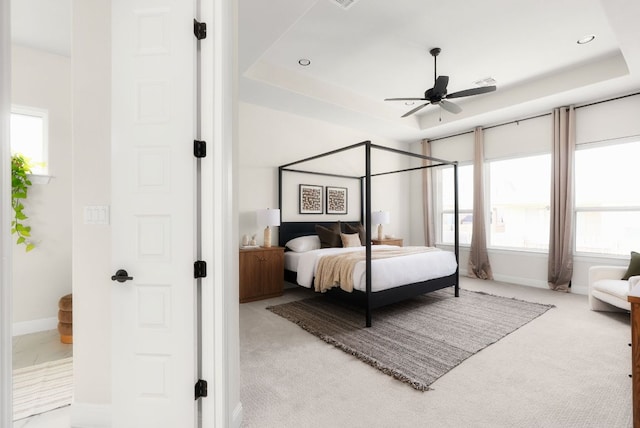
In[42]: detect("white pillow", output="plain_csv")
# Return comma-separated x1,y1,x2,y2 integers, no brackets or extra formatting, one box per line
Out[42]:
285,235,321,252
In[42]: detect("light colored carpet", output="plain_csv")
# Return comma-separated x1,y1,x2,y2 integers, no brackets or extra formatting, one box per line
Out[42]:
12,357,73,421
267,288,553,390
240,278,633,428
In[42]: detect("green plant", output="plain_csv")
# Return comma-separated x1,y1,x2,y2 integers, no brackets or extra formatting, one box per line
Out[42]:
11,154,35,252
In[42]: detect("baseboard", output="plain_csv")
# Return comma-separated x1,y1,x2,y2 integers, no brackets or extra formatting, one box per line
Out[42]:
461,270,559,292
491,273,548,290
70,402,111,428
489,273,588,295
12,317,57,336
231,402,243,428
570,283,588,296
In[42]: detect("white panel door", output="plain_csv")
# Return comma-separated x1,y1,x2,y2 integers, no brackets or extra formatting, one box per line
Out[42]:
111,1,197,427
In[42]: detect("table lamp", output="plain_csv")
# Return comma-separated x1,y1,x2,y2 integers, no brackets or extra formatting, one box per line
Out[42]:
371,210,390,241
257,208,280,248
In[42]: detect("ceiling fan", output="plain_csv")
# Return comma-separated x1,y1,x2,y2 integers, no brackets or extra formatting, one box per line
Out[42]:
385,47,497,118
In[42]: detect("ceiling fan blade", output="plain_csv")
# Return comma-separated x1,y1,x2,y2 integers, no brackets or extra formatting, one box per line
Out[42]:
446,85,496,99
401,102,430,118
432,75,449,95
384,97,428,101
439,100,462,114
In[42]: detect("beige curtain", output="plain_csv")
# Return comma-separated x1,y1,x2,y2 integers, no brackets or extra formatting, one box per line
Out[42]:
421,139,435,246
468,127,493,279
548,106,575,291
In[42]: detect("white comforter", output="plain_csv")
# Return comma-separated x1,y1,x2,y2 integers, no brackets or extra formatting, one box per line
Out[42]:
293,245,457,292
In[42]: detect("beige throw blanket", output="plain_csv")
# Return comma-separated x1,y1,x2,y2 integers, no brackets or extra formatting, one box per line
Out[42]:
314,247,437,293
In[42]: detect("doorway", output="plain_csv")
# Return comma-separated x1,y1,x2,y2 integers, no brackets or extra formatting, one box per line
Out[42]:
9,0,74,422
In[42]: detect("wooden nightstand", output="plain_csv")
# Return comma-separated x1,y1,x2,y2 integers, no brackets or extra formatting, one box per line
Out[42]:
239,246,284,303
371,238,403,247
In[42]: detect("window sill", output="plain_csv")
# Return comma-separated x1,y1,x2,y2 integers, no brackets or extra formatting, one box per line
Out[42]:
28,174,53,184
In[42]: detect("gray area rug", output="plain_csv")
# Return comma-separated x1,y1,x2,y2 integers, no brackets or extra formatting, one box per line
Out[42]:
267,288,553,391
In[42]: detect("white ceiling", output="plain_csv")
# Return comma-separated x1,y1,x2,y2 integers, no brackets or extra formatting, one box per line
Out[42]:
11,0,71,57
10,0,640,143
240,0,640,142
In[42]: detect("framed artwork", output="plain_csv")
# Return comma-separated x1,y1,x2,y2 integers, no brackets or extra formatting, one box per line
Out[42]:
326,186,348,215
299,184,323,214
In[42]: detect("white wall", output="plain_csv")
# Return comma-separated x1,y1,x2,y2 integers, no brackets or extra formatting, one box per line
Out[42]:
71,0,112,420
11,45,72,332
239,102,411,246
410,93,640,295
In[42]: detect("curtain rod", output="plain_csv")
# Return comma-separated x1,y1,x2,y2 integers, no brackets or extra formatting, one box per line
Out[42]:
427,91,640,143
576,90,640,109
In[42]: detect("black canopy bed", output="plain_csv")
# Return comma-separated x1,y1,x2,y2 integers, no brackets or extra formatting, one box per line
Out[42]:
278,141,459,327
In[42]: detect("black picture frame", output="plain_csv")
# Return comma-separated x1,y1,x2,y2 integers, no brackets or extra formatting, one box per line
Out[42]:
326,186,348,215
299,184,323,214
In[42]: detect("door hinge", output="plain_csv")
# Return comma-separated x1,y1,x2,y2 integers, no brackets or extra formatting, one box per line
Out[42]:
194,140,206,158
195,379,208,400
194,260,207,278
193,19,207,40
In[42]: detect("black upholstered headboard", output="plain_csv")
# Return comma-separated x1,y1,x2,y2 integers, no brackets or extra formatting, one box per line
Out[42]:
278,221,364,248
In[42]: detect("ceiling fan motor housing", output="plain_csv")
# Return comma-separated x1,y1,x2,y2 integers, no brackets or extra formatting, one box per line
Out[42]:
425,88,445,102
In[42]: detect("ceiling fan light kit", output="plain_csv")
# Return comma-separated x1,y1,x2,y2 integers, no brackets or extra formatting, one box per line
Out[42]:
385,47,497,117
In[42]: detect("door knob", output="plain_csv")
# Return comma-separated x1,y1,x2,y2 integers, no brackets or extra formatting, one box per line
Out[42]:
111,269,133,283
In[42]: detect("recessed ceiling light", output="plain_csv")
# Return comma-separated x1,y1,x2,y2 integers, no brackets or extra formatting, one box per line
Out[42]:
404,101,415,106
577,34,596,45
298,59,311,66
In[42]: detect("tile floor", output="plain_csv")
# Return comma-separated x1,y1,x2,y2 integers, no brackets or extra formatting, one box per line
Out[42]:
12,330,73,370
12,406,70,428
12,330,73,427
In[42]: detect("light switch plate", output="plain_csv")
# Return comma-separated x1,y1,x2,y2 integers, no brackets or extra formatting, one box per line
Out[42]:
84,205,110,225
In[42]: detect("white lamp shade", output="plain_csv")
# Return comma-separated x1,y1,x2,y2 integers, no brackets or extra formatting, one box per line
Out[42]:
257,208,281,227
371,210,390,225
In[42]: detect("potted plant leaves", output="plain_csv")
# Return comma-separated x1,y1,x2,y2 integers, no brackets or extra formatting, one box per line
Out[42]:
11,153,35,252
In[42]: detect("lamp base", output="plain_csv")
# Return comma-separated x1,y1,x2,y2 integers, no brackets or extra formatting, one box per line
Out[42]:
377,224,384,241
263,226,272,248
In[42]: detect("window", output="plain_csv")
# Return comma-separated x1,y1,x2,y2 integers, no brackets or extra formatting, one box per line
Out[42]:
575,140,640,256
488,154,550,250
439,164,473,245
10,107,48,175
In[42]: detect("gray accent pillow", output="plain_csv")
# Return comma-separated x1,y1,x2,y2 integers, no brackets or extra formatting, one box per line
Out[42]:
622,251,640,280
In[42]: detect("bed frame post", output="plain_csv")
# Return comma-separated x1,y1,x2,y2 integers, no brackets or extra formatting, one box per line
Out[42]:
453,162,460,297
278,166,283,224
360,177,365,225
365,142,372,327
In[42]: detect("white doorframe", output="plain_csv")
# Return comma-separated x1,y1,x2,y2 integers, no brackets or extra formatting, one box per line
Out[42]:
0,0,13,427
200,0,242,426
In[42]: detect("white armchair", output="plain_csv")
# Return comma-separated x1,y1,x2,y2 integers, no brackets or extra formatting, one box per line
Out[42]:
588,265,640,311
